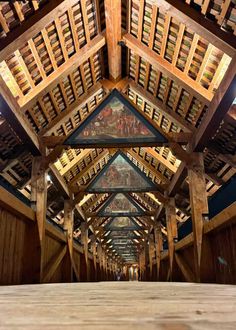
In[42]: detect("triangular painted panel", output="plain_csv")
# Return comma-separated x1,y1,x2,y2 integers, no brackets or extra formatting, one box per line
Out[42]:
87,151,157,192
105,217,141,231
64,89,168,147
98,193,145,217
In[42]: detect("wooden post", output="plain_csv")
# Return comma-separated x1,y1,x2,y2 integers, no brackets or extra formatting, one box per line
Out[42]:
165,197,178,280
91,237,97,281
63,199,74,282
81,223,89,281
154,223,163,280
104,0,122,82
188,153,208,282
31,157,47,283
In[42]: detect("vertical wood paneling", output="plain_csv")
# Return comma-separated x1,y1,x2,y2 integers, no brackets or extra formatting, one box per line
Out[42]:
0,207,26,285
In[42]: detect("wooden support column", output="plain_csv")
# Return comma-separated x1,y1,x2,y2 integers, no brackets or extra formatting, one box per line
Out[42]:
188,153,208,282
63,200,74,282
165,197,178,280
104,0,122,82
154,223,163,280
148,233,154,279
31,157,47,282
81,223,89,281
91,237,97,281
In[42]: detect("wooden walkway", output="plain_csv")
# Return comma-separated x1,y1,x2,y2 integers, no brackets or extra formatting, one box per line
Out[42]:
0,282,236,329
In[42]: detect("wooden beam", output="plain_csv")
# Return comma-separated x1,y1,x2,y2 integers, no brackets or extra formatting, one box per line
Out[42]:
42,246,67,283
175,252,195,283
0,77,40,154
165,197,177,279
19,34,106,111
150,0,236,57
191,56,236,151
128,80,195,133
0,0,79,62
69,150,109,189
168,55,236,197
104,0,122,81
41,82,103,136
63,199,74,281
123,34,213,104
154,224,163,280
188,153,208,282
31,157,48,282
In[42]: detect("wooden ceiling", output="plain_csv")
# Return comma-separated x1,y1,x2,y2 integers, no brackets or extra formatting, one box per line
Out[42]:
0,0,236,263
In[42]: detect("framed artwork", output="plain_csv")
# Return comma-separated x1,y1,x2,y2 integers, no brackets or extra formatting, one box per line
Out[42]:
87,151,158,192
64,89,168,148
98,193,145,217
105,217,141,231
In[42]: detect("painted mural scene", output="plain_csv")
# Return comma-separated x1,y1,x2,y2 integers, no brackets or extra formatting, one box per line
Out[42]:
75,96,155,140
89,154,154,191
107,217,139,230
102,193,140,215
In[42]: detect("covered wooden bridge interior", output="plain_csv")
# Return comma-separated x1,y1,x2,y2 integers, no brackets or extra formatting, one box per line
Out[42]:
0,0,236,328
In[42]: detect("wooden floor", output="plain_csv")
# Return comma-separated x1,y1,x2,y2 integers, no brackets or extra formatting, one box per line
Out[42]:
0,282,236,329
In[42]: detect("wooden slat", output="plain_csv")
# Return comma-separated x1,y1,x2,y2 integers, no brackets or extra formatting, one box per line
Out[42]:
0,0,79,61
19,34,105,111
123,33,213,104
150,0,236,57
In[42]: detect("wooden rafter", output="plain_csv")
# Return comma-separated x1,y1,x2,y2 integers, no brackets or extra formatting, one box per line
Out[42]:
150,0,236,57
123,33,213,104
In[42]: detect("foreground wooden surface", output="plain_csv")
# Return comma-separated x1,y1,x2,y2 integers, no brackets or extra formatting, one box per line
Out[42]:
0,282,236,329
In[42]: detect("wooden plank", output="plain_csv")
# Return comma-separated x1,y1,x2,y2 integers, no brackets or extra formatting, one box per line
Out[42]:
42,246,67,282
31,157,48,282
175,252,195,282
150,0,236,57
104,0,122,81
0,0,79,62
0,186,35,222
1,282,236,327
19,34,106,110
123,33,213,104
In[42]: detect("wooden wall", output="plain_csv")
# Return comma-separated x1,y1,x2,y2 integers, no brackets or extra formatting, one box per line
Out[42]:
155,202,236,284
0,206,26,285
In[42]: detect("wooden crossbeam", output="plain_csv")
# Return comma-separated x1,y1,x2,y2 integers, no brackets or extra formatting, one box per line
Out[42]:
150,0,236,57
123,34,213,104
175,252,195,283
19,34,106,111
42,246,67,283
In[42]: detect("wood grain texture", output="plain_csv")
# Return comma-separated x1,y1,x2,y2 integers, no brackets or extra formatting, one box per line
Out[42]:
0,282,236,329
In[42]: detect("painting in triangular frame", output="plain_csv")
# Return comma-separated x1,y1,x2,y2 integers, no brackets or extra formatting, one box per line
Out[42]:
104,217,142,231
64,89,168,148
86,151,158,192
98,193,145,217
